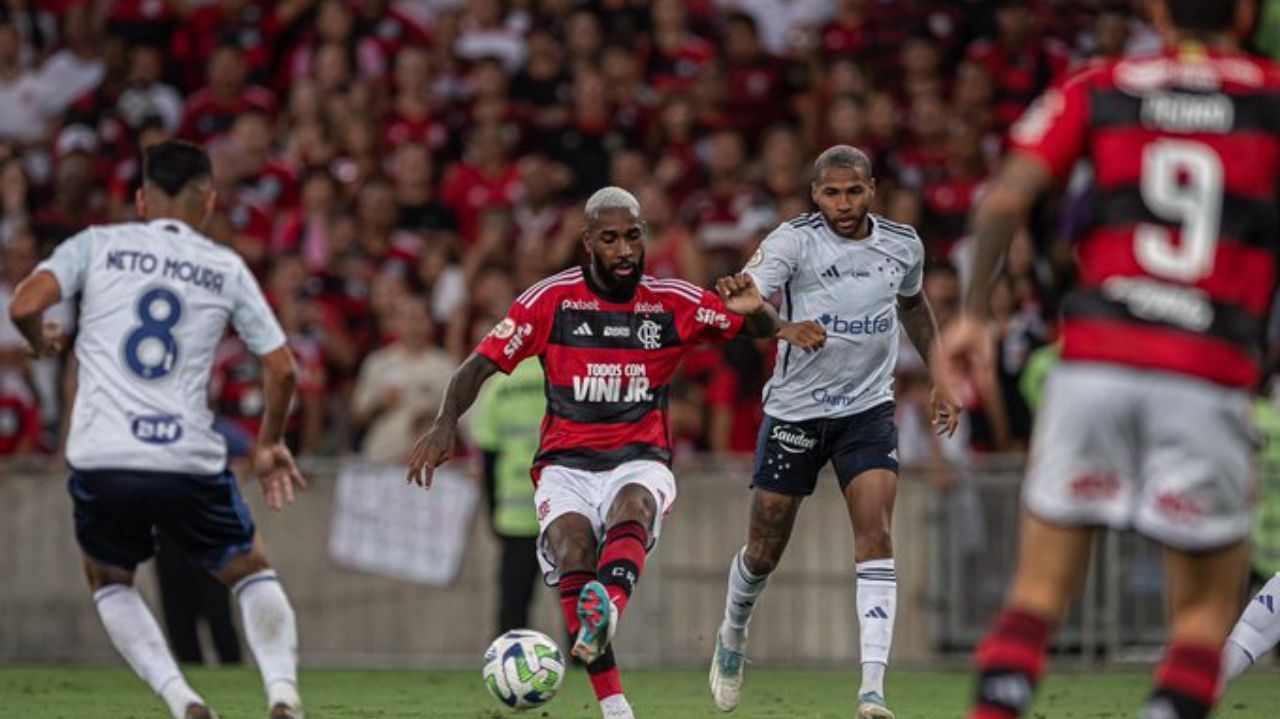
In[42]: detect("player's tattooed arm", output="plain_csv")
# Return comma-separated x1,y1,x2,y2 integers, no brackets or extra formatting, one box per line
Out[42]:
407,352,501,487
897,291,939,366
965,153,1049,315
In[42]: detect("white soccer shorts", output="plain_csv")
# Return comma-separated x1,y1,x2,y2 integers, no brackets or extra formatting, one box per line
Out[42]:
533,460,677,585
1023,361,1257,551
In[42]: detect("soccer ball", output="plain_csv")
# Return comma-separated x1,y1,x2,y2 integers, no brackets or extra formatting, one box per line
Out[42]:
482,629,565,709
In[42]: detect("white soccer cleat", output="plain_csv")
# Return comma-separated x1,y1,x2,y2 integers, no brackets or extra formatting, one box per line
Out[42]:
709,632,746,712
856,692,895,719
573,580,619,665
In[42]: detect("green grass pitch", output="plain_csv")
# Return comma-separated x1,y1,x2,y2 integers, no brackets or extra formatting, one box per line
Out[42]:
1,666,1275,718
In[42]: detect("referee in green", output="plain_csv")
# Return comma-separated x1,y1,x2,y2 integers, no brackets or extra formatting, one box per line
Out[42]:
473,358,546,633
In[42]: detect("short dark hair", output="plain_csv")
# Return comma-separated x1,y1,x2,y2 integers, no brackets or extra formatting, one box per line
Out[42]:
143,140,211,197
1165,0,1238,32
812,145,873,182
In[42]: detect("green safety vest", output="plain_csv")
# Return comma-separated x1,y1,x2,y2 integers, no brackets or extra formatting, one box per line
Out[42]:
473,360,545,537
1253,397,1280,575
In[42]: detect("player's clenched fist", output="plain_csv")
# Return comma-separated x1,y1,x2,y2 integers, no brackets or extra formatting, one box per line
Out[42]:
778,320,826,352
715,273,764,315
406,419,456,489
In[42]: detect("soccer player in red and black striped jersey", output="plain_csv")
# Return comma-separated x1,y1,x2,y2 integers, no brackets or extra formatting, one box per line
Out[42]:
934,2,1278,719
406,187,786,719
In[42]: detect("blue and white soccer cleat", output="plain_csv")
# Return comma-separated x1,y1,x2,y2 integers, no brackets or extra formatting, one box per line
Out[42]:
572,580,618,664
856,692,895,719
709,633,746,712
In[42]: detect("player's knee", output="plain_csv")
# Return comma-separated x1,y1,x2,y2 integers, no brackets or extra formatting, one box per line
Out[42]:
553,534,597,574
213,545,272,587
854,527,893,562
742,544,781,576
607,486,658,528
82,557,134,591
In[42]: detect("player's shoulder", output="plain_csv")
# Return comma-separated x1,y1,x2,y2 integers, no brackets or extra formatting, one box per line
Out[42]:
765,212,823,244
639,275,706,306
512,266,585,309
872,215,924,257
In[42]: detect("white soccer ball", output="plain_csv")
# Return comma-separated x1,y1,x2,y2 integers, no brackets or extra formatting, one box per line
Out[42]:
482,629,566,709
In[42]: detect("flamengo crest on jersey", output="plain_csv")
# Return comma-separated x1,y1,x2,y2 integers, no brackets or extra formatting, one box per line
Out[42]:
37,220,286,474
473,267,743,477
745,213,925,422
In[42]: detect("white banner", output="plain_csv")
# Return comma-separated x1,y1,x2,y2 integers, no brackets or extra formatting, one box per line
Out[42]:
328,461,479,586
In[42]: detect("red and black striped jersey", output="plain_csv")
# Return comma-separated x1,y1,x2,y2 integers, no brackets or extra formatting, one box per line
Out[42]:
1010,45,1280,388
474,267,744,479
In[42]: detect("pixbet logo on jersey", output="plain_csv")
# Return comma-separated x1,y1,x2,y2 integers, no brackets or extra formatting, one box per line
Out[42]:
818,311,893,336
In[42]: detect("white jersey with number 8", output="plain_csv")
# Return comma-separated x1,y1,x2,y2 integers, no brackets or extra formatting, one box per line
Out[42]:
37,220,286,474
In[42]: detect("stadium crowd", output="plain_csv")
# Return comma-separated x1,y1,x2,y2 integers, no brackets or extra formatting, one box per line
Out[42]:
0,0,1227,463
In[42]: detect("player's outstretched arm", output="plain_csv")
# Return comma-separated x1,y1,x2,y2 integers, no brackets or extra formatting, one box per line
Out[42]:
406,352,501,489
715,273,782,339
9,271,69,358
255,346,308,511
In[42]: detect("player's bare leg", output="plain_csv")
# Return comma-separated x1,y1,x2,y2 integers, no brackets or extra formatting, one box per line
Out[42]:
971,513,1095,719
83,556,216,719
1142,542,1248,719
213,537,302,719
546,513,632,719
845,469,898,719
711,489,802,711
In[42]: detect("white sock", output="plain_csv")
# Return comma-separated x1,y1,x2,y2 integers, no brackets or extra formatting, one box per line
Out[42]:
94,585,203,719
600,693,631,716
720,547,770,652
234,570,301,709
856,559,897,697
1222,572,1280,685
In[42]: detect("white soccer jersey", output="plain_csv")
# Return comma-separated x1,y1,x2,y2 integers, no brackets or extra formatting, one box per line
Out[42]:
38,219,286,474
745,212,924,422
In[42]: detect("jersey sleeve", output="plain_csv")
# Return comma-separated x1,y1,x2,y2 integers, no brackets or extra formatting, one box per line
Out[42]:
35,228,94,299
474,297,552,374
1007,65,1095,183
682,286,745,345
743,223,803,298
230,260,287,355
899,234,926,298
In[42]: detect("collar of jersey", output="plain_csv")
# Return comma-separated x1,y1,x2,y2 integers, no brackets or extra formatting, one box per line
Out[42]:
148,218,194,236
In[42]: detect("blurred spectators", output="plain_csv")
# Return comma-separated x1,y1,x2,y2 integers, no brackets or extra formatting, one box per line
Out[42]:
0,0,1181,461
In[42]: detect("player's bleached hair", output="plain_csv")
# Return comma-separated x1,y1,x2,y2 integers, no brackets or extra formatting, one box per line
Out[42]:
584,186,642,225
812,145,873,182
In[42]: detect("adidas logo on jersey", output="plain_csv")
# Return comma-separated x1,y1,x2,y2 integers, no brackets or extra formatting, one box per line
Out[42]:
821,265,841,279
1259,594,1275,613
573,323,594,337
864,606,889,619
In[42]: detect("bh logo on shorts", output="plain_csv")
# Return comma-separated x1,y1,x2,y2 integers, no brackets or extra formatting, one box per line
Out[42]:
770,424,817,454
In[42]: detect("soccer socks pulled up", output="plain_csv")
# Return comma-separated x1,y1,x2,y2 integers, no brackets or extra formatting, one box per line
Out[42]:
1222,572,1280,684
234,570,301,711
721,546,769,652
856,558,897,697
597,521,649,615
970,608,1053,719
94,585,203,719
1143,642,1221,719
560,571,625,701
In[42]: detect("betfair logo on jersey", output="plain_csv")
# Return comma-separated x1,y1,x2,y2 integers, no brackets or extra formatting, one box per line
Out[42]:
574,363,652,403
818,311,893,335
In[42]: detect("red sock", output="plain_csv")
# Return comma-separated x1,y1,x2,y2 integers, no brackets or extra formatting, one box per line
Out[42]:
586,647,623,700
970,608,1054,719
1144,642,1220,719
597,521,649,615
558,571,592,637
